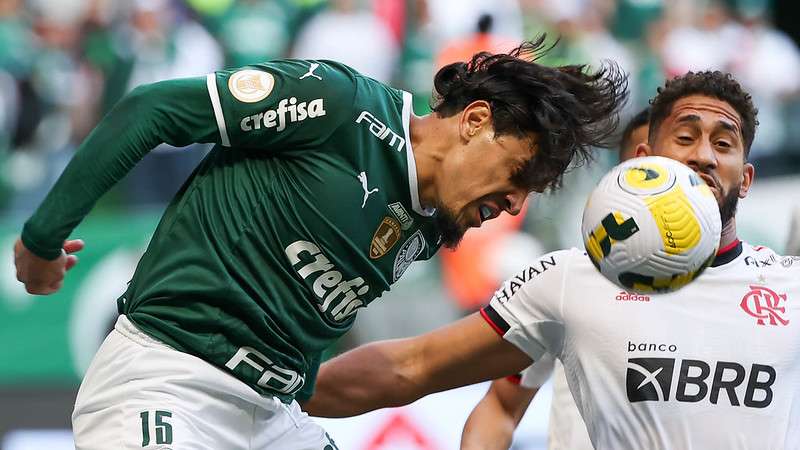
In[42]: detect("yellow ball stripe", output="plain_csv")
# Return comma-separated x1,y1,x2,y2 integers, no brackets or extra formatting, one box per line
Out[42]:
644,185,701,255
586,223,608,264
623,163,670,190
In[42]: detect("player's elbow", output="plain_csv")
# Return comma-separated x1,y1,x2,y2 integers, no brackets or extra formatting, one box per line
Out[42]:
380,362,428,407
357,339,430,408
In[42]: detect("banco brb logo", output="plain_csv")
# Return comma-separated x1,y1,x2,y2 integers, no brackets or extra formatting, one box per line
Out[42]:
626,357,776,408
627,358,675,402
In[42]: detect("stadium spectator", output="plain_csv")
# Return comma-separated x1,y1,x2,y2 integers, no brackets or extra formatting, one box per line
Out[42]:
291,0,399,82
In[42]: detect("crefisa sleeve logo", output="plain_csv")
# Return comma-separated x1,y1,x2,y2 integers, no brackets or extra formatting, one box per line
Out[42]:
228,69,275,103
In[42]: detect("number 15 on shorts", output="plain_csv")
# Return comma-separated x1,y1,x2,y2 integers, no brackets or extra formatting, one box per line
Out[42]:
140,410,173,447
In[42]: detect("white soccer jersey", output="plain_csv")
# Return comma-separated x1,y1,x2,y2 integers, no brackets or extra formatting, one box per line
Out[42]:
519,356,594,450
482,241,800,450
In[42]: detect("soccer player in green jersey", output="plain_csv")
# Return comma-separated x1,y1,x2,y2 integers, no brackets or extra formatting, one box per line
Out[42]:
14,38,627,449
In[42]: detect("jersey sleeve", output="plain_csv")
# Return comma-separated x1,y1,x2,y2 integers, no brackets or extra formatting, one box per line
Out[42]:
22,76,220,259
480,249,573,362
519,352,556,389
207,59,357,151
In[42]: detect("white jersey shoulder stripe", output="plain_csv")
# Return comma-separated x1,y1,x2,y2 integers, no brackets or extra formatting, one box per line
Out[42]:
206,73,231,147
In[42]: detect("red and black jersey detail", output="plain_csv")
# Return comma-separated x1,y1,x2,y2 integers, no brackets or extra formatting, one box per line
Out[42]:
505,373,523,384
711,239,742,267
480,304,511,336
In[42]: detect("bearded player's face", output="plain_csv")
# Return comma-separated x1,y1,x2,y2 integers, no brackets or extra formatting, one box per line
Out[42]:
637,95,755,225
433,104,535,249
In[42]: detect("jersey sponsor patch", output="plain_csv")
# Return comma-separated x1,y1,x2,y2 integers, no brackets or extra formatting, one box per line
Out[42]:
393,230,425,281
625,356,777,408
492,255,558,303
239,97,326,132
228,69,275,103
388,202,413,230
370,217,401,259
284,240,370,322
356,110,405,152
781,256,800,268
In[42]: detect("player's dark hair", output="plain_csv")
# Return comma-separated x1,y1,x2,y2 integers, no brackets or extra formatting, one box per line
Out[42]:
649,71,759,157
431,35,629,192
619,106,651,151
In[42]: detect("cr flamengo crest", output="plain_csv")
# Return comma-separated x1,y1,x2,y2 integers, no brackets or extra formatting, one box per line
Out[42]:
740,285,789,326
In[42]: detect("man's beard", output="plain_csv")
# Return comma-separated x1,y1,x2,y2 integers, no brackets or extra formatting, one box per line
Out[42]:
434,206,469,249
718,184,740,225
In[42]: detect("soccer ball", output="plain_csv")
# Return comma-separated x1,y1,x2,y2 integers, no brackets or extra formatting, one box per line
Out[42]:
582,156,722,294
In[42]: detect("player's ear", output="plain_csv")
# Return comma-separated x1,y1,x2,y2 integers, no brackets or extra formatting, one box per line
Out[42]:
460,100,492,142
634,142,652,158
739,162,755,199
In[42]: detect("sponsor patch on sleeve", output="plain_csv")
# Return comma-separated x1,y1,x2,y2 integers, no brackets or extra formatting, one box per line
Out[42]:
228,70,275,103
392,230,426,282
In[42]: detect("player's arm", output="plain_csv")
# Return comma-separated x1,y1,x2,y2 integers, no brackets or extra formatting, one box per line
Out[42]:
462,350,555,449
305,250,571,418
15,77,221,294
303,313,533,418
17,60,358,295
460,377,537,450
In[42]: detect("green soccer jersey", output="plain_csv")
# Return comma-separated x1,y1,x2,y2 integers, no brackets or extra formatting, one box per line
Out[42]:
22,60,442,402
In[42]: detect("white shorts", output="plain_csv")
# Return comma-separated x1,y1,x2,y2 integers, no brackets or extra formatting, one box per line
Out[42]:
72,315,337,450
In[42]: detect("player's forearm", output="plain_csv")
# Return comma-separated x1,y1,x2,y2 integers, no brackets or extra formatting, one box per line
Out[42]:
305,337,427,417
22,78,217,259
461,379,537,450
461,394,517,450
306,314,533,418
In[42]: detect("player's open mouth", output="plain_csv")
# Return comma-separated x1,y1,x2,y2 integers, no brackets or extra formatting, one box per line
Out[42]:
478,204,498,225
697,173,718,190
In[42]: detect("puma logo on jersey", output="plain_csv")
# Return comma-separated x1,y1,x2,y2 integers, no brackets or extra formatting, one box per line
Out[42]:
240,97,325,132
357,171,379,208
300,62,323,80
356,111,405,152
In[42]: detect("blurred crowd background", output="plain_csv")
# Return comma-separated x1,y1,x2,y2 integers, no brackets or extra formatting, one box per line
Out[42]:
2,0,800,448
2,0,800,213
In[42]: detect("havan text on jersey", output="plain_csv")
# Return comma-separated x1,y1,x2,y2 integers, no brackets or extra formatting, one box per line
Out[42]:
492,255,557,303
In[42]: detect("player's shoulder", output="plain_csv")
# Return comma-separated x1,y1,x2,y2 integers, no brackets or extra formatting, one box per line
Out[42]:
217,58,359,106
242,59,357,82
491,248,578,303
518,248,581,277
742,242,800,272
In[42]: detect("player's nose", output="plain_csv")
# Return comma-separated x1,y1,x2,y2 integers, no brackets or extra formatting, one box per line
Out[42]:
687,139,718,172
503,190,528,216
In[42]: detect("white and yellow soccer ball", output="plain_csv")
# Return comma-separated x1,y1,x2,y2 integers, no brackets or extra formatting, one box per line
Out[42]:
582,156,722,294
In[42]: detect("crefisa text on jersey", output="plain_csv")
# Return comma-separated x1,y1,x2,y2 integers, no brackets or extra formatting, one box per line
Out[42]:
285,240,369,322
240,97,326,132
492,255,557,303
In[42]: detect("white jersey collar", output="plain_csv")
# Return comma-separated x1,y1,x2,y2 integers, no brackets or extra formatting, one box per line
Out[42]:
401,91,435,217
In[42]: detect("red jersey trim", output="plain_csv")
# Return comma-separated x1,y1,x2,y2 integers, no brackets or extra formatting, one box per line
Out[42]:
480,305,510,336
